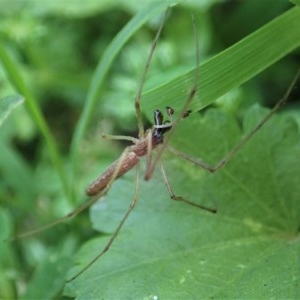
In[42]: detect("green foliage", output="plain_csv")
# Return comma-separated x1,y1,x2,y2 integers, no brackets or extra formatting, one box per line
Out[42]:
142,5,300,115
0,0,299,299
0,95,24,126
65,106,300,299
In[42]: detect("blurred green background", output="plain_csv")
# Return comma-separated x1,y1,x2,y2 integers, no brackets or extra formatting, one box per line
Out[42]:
0,0,299,299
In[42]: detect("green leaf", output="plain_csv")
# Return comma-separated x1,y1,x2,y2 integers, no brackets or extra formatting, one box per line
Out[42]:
20,256,72,300
0,95,24,127
292,0,300,6
141,5,300,116
64,105,300,298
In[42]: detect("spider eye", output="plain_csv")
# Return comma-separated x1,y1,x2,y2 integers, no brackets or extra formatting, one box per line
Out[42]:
166,106,174,116
182,110,192,118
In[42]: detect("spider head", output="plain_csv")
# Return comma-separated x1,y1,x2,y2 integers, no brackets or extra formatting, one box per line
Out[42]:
152,107,191,144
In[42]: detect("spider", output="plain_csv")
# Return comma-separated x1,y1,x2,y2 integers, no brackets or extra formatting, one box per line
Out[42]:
66,9,300,281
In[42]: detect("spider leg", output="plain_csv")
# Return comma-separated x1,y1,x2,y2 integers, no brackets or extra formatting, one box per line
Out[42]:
160,162,216,213
67,163,140,282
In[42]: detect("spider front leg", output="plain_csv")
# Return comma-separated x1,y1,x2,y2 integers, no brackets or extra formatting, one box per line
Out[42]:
102,133,139,144
134,9,170,138
144,14,200,181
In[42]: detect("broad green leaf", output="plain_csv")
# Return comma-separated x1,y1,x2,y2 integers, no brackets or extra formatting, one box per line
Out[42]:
0,95,24,127
64,106,300,298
